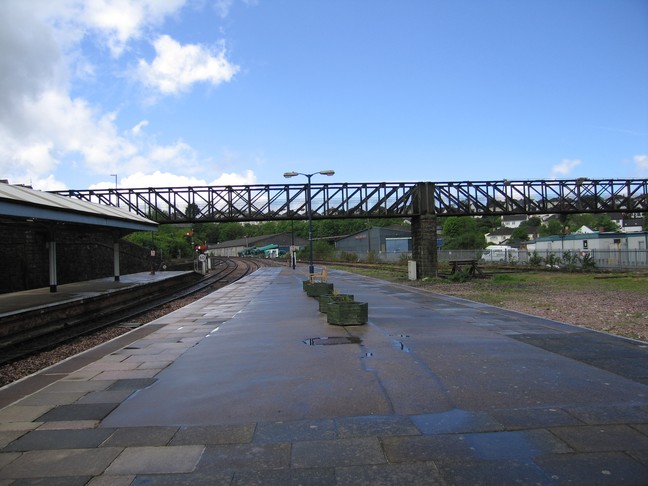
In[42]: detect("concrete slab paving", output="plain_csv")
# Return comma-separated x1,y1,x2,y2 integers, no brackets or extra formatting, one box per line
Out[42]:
0,447,122,478
0,266,647,484
3,427,115,451
104,445,205,475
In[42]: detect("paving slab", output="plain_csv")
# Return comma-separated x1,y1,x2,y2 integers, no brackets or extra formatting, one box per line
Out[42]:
3,428,115,451
36,403,118,422
131,471,233,485
87,475,136,486
104,445,205,475
169,424,255,446
548,424,648,453
195,443,291,472
490,407,584,430
253,419,337,443
382,434,475,463
535,452,648,485
411,408,503,434
334,463,444,485
232,467,335,485
335,415,420,439
101,426,179,447
291,437,386,468
435,459,552,486
0,447,122,479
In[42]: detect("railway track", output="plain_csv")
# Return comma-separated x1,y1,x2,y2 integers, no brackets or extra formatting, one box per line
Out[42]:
0,257,265,368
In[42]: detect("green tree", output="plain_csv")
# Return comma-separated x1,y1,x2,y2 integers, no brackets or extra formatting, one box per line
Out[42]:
567,214,618,232
442,217,486,249
185,203,200,219
590,215,619,232
218,222,247,241
511,226,530,241
125,225,194,259
475,216,502,233
539,219,565,237
297,240,335,260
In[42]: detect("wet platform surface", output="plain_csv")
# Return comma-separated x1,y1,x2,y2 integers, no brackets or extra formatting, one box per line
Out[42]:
1,267,647,484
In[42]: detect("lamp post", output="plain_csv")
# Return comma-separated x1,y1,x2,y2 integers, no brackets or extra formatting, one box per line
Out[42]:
283,170,335,275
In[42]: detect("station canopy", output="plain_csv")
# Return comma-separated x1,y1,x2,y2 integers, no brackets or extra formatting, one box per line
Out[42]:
0,182,157,233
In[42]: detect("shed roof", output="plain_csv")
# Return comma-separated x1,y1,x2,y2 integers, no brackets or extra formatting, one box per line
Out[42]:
0,183,157,232
210,232,308,249
531,231,648,243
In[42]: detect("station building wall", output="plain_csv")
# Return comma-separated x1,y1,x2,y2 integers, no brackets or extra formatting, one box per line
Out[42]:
0,225,154,294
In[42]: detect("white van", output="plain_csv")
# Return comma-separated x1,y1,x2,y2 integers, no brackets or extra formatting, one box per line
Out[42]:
482,245,518,262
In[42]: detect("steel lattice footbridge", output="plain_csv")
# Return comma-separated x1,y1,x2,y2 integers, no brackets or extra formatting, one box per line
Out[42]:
54,179,648,222
53,178,648,277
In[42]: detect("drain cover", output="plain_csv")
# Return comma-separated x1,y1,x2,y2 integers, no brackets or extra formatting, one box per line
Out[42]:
304,336,361,346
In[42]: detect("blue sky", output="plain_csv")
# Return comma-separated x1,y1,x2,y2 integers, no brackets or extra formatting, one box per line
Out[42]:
1,0,646,191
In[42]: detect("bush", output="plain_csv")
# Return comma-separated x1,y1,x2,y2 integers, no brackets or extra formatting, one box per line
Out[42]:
365,250,381,264
581,252,597,271
545,253,560,269
448,270,471,283
529,251,543,267
298,240,335,261
339,251,359,263
561,251,581,272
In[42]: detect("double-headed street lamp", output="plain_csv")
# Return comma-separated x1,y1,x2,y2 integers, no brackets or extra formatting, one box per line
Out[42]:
283,170,335,275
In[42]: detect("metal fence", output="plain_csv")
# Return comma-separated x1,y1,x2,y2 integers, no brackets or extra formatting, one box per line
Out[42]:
333,249,648,270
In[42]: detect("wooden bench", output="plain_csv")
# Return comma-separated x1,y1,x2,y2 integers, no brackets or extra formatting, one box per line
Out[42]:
449,259,483,277
309,266,328,283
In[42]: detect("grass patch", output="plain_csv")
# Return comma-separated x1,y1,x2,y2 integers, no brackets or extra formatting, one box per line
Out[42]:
332,263,648,294
491,274,527,285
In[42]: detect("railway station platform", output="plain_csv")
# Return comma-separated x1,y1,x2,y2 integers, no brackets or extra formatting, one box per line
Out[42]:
0,271,194,317
0,266,647,484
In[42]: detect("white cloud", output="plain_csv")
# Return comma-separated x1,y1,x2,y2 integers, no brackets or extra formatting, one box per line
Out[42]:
136,35,239,95
131,120,149,135
213,0,258,19
0,1,250,191
105,170,207,188
106,169,257,189
550,159,582,178
209,170,257,186
214,0,235,18
33,175,68,191
634,154,648,170
66,0,187,57
0,87,129,186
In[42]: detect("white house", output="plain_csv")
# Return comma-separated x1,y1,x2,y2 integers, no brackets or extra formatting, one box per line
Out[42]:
528,231,648,253
501,214,527,229
606,213,644,233
486,226,538,245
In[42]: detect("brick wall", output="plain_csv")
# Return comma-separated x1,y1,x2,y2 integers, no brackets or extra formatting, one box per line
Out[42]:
0,224,156,294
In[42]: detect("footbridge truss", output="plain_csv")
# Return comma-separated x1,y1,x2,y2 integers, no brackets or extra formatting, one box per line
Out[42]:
54,178,648,224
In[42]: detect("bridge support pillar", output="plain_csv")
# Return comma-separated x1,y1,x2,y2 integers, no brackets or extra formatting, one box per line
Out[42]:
411,214,438,279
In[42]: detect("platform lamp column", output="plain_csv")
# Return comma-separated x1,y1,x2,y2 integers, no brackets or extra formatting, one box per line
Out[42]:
283,170,335,276
110,173,118,206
